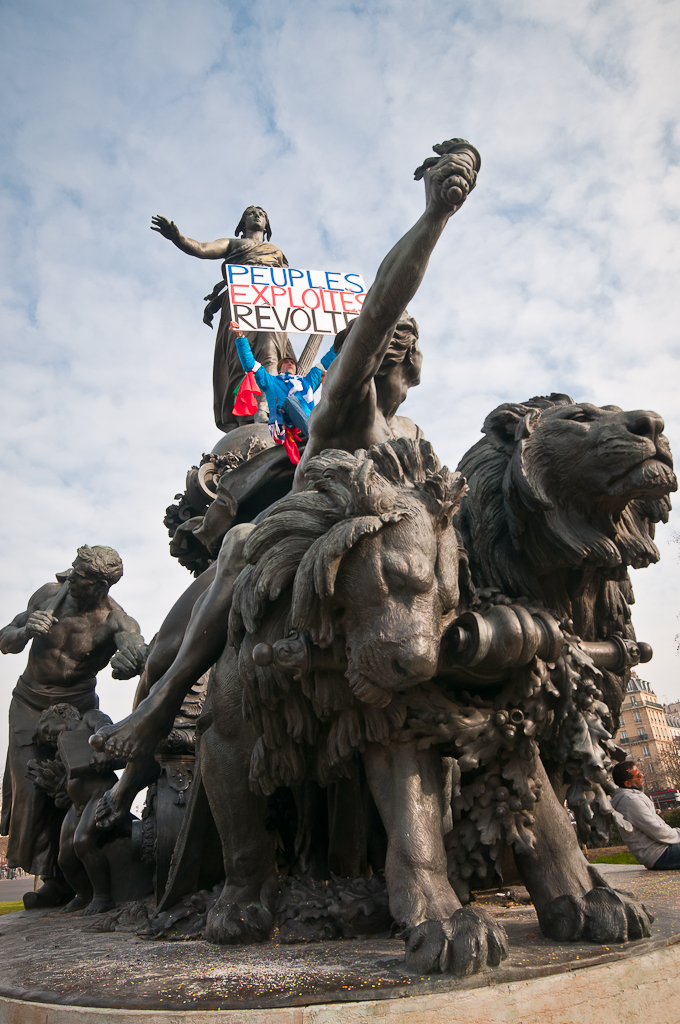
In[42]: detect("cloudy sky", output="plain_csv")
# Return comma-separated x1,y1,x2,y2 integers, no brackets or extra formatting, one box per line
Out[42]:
1,0,679,759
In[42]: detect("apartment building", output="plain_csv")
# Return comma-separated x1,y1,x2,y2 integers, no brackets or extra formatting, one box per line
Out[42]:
665,707,680,748
614,674,680,789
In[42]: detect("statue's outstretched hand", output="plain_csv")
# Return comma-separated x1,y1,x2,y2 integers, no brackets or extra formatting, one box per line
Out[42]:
150,214,180,241
415,139,481,215
24,610,57,638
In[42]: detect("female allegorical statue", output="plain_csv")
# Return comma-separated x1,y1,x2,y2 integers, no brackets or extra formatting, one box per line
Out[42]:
151,206,297,433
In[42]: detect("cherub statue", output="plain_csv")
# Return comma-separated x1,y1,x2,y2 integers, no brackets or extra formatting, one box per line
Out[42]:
28,703,131,915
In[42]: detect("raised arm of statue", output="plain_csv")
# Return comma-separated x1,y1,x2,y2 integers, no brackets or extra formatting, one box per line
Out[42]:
313,143,480,432
150,215,233,260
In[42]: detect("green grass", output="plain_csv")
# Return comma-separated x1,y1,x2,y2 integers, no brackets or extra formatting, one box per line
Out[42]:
662,808,680,829
591,851,638,865
0,901,24,916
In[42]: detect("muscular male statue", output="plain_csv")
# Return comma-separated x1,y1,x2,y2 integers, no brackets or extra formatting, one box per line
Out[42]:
151,205,297,432
92,141,480,808
0,545,146,907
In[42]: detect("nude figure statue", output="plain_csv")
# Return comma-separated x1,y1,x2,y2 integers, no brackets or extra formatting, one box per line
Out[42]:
28,704,130,915
0,545,146,907
90,141,480,825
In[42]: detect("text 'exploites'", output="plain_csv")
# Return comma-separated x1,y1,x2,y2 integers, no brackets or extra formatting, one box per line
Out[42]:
227,265,367,334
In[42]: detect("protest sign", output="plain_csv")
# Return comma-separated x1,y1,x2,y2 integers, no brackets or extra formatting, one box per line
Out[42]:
226,265,367,334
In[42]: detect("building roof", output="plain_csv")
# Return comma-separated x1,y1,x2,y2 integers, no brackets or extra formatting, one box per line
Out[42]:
627,676,656,696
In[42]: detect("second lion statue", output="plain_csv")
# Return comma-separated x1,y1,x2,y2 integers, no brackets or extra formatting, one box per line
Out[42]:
455,393,677,845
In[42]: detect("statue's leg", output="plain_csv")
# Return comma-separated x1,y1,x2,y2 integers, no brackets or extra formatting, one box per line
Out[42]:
249,331,294,371
363,739,460,926
6,711,73,908
58,808,93,913
514,755,652,943
7,715,62,878
213,310,240,432
327,762,368,878
139,565,216,700
91,524,254,762
202,647,277,945
73,795,115,915
192,479,239,558
1,749,11,834
292,782,329,877
94,754,160,832
92,569,215,829
363,739,508,975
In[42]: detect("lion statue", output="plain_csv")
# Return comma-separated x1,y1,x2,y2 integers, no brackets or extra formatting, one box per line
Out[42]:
454,394,676,846
196,436,653,975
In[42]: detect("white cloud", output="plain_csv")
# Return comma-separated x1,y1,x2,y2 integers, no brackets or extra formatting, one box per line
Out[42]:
1,0,679,761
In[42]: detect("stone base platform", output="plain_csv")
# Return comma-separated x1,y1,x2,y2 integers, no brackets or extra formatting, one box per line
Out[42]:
0,867,678,1023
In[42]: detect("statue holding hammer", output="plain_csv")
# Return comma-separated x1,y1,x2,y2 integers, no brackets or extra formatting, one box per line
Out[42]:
0,545,146,907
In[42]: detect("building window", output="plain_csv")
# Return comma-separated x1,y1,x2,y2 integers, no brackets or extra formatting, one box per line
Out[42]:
620,731,628,740
642,745,650,758
634,710,642,723
638,727,645,737
630,696,637,705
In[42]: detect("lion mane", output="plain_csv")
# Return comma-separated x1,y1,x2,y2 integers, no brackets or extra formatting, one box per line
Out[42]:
455,393,674,646
229,438,469,794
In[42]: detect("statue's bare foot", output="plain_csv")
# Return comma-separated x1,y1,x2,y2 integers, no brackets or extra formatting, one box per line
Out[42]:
82,896,115,916
203,880,277,945
95,783,131,832
61,894,90,914
23,878,73,909
540,887,653,943
405,907,508,976
90,699,171,761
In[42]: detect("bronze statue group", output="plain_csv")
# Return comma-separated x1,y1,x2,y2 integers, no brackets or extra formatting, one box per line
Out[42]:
1,139,677,975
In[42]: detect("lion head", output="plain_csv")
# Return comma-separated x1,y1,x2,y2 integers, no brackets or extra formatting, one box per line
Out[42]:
455,394,676,640
232,437,468,708
228,439,470,792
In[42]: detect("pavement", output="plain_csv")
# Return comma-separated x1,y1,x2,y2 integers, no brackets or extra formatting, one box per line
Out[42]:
593,862,645,872
0,877,35,902
0,865,677,1012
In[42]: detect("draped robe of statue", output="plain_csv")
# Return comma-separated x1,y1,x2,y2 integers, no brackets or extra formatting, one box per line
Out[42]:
1,676,100,877
209,238,297,433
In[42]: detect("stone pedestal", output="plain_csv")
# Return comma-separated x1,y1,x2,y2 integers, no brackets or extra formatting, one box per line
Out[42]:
0,866,677,1023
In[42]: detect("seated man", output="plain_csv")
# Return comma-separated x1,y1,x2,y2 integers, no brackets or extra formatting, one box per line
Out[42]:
610,761,680,870
232,321,336,462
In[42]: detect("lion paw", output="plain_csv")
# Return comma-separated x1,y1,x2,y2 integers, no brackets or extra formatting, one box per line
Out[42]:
405,906,508,976
541,887,653,943
204,898,274,945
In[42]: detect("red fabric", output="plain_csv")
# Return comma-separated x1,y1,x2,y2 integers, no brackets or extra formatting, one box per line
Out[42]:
284,426,302,465
273,425,302,464
232,372,262,417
